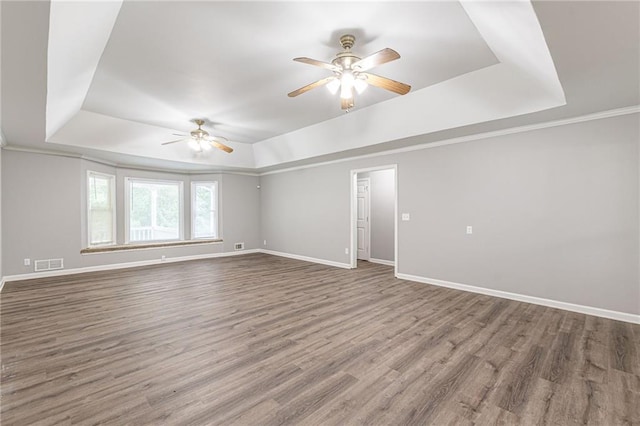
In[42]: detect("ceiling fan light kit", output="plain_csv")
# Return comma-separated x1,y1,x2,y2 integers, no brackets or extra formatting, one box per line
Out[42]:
288,34,411,111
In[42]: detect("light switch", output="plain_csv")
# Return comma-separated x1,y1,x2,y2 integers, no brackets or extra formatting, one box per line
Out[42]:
402,213,410,221
466,226,473,234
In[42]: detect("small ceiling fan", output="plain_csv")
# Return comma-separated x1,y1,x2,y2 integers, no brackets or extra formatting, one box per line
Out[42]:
288,34,411,110
162,119,233,153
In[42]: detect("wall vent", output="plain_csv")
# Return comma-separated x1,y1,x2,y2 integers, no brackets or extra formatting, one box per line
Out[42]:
234,242,245,251
34,258,64,272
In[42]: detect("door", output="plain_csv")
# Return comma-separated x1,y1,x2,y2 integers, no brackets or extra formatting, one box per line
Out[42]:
357,178,370,260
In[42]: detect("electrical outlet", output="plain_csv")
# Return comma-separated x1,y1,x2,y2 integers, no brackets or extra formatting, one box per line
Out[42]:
24,258,31,266
466,226,473,234
345,248,349,255
161,255,166,262
263,240,267,246
402,213,410,221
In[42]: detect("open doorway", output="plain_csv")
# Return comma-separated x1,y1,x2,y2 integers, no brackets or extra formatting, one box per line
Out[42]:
350,165,398,276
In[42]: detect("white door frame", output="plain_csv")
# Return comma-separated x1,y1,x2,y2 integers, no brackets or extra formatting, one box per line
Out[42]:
350,164,398,277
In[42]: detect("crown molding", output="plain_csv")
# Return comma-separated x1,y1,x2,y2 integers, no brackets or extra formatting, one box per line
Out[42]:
1,145,259,176
258,105,640,176
3,105,638,177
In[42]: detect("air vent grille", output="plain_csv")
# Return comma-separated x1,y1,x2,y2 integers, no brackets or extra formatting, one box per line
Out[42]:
34,258,64,272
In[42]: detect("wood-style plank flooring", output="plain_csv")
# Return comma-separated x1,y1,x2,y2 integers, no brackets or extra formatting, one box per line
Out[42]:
1,253,639,425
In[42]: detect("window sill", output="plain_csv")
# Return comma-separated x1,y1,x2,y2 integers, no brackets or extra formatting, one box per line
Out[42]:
81,239,223,254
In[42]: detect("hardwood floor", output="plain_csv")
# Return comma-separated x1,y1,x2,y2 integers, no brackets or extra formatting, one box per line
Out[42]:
1,253,638,425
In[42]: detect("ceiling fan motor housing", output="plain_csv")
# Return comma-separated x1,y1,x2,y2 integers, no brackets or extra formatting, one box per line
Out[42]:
339,34,356,50
334,35,360,72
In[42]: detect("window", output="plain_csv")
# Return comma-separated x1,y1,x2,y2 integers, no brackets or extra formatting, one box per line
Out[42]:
192,181,218,239
87,171,116,246
125,178,183,242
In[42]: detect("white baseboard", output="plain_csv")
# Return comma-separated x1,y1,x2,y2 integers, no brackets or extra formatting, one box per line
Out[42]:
368,258,395,267
1,249,260,286
396,273,640,325
259,249,351,269
5,253,634,325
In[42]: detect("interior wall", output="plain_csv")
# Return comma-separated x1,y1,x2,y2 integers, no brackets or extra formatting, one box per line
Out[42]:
0,148,3,280
217,173,261,253
260,113,640,315
259,166,348,261
2,114,638,316
359,169,395,263
2,151,260,276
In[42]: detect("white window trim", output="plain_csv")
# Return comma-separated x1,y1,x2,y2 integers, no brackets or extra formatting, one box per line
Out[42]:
124,177,184,244
87,170,116,247
191,181,219,240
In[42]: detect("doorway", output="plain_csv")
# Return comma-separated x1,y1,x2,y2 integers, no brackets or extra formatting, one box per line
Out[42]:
350,165,398,276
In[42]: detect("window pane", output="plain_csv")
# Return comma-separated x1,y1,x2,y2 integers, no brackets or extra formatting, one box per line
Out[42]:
192,182,217,239
157,185,179,229
88,173,115,246
130,185,151,228
128,180,182,242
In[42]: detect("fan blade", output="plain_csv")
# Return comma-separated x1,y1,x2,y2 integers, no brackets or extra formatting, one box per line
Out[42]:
361,73,411,95
161,138,185,145
288,76,336,97
352,48,400,71
293,57,339,72
209,139,233,153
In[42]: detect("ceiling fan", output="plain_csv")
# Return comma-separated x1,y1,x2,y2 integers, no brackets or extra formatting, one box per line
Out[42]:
162,119,233,153
288,34,411,110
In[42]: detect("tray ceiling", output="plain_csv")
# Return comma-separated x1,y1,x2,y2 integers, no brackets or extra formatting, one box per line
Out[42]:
4,1,636,172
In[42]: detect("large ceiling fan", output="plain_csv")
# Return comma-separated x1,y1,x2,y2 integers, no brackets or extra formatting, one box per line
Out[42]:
288,34,411,110
162,119,233,153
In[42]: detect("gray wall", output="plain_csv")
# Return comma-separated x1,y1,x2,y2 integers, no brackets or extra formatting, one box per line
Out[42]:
2,150,260,276
260,114,639,315
358,169,395,262
2,114,638,315
0,148,3,279
217,173,261,253
260,167,348,260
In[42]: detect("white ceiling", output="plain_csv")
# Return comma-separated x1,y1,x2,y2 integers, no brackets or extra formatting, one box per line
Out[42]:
1,1,638,172
84,1,497,143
